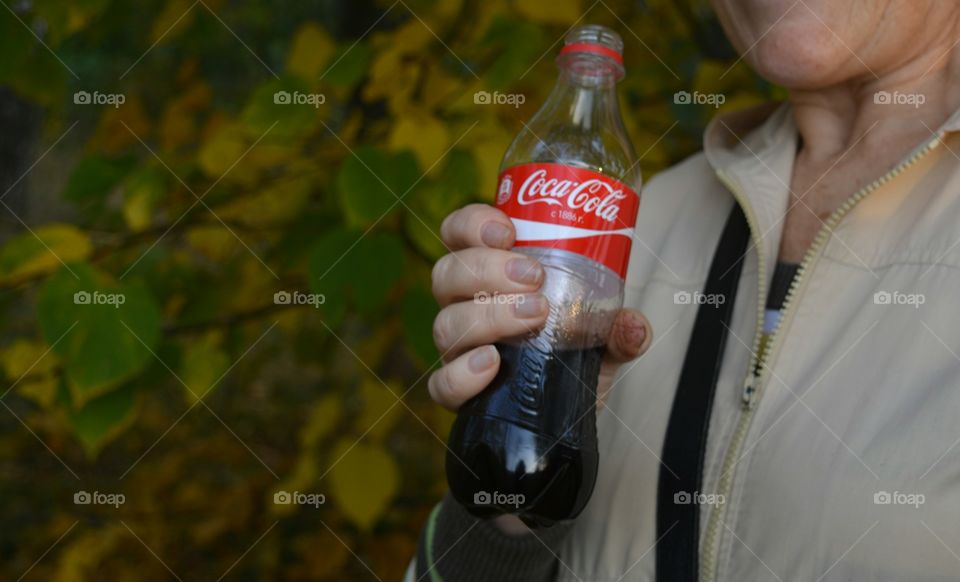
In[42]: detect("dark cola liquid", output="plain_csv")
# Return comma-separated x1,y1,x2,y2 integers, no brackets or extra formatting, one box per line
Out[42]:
446,342,605,527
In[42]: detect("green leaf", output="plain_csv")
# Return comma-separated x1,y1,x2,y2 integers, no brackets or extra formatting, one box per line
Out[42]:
241,76,320,139
307,230,405,320
403,149,475,259
67,382,139,457
401,287,439,365
482,17,546,89
0,224,92,285
63,155,135,205
37,264,162,406
337,147,420,226
322,42,373,88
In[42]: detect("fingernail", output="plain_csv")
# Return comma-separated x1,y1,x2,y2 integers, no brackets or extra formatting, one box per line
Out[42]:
506,257,543,285
514,294,547,318
620,312,647,352
481,222,512,248
468,345,498,373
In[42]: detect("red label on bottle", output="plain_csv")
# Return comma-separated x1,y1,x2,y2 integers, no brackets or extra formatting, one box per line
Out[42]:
495,163,640,279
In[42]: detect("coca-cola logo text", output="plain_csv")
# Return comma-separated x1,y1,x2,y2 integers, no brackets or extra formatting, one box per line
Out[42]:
515,168,625,223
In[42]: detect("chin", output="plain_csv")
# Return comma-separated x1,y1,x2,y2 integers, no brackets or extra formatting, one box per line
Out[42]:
744,20,856,90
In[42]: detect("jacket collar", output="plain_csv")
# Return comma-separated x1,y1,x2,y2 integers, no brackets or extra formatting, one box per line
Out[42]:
701,100,960,276
703,102,797,275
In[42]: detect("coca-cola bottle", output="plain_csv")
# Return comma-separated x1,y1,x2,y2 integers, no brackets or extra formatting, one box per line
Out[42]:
446,24,641,527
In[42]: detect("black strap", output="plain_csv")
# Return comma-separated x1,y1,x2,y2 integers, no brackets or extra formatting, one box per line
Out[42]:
656,203,750,582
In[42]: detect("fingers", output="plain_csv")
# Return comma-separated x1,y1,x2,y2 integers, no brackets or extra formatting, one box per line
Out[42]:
604,309,653,363
432,248,544,306
441,204,515,251
433,294,549,361
428,345,501,410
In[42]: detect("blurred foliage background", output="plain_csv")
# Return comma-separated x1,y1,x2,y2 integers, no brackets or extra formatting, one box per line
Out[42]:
0,0,779,579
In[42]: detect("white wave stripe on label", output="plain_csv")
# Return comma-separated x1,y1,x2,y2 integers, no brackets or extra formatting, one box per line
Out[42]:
510,218,634,241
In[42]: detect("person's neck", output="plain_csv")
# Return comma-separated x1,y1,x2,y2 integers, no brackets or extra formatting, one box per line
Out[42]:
790,38,960,163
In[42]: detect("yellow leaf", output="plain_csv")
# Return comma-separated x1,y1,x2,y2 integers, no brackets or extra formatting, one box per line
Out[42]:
271,454,319,517
286,22,337,81
223,256,277,313
357,379,402,442
422,62,466,111
180,332,230,402
159,81,212,150
328,440,399,530
0,339,60,407
514,0,581,24
197,123,258,184
300,394,342,448
0,224,92,285
468,125,513,200
216,174,312,227
122,169,166,232
54,523,124,582
0,339,56,378
185,225,237,261
151,0,196,44
388,113,449,170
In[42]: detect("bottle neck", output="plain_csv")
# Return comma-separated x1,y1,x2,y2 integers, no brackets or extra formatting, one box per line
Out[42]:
547,58,623,132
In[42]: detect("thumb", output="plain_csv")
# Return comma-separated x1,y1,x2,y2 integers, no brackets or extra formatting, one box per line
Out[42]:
604,309,652,363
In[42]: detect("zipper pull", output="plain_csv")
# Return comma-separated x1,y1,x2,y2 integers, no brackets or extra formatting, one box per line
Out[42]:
741,373,757,410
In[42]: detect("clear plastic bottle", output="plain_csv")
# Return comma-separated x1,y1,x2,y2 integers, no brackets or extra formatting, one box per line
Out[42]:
446,24,641,527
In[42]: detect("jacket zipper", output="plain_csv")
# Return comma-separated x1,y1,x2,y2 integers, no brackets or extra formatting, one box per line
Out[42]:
700,133,943,582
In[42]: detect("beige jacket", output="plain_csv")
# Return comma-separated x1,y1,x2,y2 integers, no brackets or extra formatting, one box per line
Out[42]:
558,103,960,581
